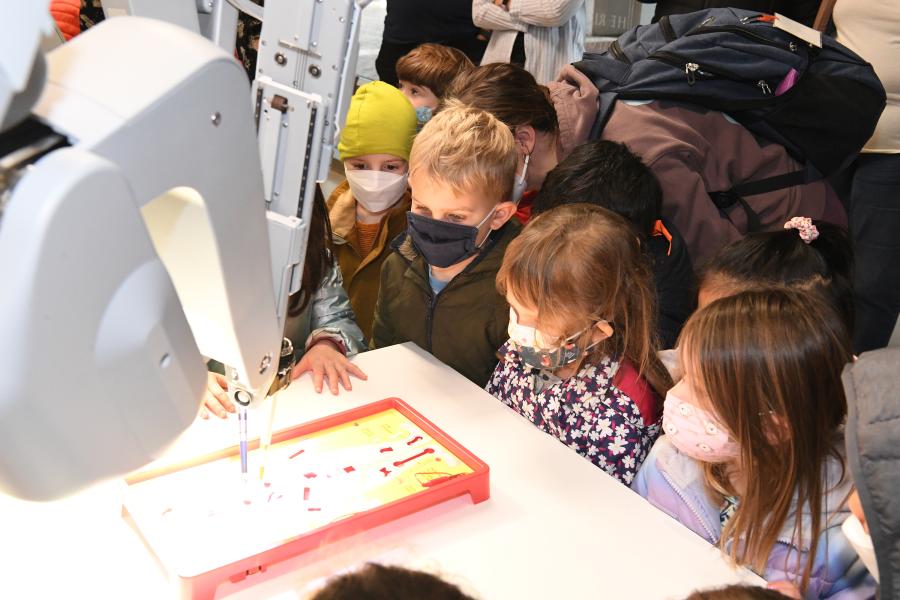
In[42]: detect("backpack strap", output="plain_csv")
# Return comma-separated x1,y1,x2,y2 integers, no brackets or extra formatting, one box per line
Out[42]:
709,169,808,233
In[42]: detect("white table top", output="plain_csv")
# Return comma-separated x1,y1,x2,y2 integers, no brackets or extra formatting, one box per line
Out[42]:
0,343,762,599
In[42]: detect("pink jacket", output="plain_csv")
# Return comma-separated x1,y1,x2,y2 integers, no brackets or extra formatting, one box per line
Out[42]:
549,66,847,266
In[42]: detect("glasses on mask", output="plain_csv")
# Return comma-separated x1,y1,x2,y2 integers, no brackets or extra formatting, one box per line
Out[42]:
508,309,600,370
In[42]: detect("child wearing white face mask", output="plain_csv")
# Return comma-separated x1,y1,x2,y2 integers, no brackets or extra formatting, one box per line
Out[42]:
485,204,673,484
633,289,876,599
328,81,417,339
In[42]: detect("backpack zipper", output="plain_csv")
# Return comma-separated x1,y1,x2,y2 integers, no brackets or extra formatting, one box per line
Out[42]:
650,50,774,94
659,15,677,43
686,24,799,53
609,39,631,64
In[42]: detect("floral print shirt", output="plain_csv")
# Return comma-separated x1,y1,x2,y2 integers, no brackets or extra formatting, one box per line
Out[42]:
486,343,661,485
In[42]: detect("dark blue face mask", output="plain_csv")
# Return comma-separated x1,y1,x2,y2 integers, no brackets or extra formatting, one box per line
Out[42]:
406,208,496,268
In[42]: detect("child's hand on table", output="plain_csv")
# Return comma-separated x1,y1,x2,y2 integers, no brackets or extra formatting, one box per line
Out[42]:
291,340,368,395
201,372,235,419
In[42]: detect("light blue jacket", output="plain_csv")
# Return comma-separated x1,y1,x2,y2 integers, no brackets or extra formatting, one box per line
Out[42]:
283,258,366,360
633,436,876,599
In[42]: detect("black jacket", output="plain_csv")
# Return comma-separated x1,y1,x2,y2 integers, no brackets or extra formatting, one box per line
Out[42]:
646,219,695,350
641,0,821,26
383,0,478,45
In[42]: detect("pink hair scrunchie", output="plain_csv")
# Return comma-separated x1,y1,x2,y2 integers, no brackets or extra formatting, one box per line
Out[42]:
784,216,819,244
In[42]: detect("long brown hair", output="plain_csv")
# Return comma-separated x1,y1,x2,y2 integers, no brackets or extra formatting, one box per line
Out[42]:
679,289,852,592
444,62,559,135
287,184,333,316
496,203,672,399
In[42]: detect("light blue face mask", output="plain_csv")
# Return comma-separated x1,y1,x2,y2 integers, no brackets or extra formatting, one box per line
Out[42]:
415,105,433,129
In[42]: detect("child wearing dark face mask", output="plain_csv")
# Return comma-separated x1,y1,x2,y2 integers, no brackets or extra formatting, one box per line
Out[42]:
369,104,521,386
328,81,417,339
633,289,876,598
486,204,673,484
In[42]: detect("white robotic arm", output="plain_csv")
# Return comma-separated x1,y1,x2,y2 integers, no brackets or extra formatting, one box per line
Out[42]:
0,0,366,501
0,17,283,500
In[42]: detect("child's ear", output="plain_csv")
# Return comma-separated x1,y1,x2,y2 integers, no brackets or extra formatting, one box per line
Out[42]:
489,201,518,229
513,125,537,155
594,320,614,342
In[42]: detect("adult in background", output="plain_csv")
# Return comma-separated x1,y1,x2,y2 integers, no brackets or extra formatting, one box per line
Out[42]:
830,0,900,353
473,0,586,84
376,1,487,87
640,0,821,27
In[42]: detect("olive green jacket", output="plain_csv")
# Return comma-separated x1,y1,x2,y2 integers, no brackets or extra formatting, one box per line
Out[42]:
370,220,521,387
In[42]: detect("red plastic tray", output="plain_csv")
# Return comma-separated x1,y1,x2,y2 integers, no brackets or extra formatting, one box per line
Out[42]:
122,398,490,599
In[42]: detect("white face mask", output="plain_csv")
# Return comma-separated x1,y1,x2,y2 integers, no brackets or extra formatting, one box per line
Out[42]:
345,169,408,213
511,153,530,204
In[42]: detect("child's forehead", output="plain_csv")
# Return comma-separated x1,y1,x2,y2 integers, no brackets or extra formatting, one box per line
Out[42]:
346,153,407,164
398,79,433,91
409,171,495,212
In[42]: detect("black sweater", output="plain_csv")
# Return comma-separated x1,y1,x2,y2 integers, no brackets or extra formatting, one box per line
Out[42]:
382,0,478,44
641,0,821,26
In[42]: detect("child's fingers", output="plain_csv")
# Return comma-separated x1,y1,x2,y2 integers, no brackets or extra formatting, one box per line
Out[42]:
313,366,325,393
325,364,340,395
216,388,236,413
346,362,368,381
203,394,228,419
337,366,353,391
291,359,312,380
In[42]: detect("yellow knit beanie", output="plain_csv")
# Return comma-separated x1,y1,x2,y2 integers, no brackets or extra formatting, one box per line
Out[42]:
338,81,417,161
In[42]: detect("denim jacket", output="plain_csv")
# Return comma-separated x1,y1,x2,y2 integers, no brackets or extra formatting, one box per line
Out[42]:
633,436,877,599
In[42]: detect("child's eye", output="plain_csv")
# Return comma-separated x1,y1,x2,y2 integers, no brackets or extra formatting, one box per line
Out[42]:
384,164,398,171
349,163,367,170
409,88,420,96
447,214,465,223
413,204,431,216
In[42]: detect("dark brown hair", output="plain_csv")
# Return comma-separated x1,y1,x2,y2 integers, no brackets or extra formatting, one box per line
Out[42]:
684,584,792,600
445,63,558,135
497,203,673,400
699,221,854,334
287,184,333,316
310,563,476,600
679,288,852,593
534,140,663,237
395,43,475,99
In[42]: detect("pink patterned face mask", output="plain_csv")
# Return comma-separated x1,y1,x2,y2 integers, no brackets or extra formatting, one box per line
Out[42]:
662,392,740,463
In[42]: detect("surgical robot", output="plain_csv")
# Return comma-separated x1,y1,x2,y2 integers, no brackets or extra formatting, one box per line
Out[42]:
0,0,367,500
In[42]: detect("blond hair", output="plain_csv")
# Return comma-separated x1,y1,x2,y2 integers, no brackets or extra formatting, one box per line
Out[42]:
396,43,474,99
496,204,673,400
409,101,517,202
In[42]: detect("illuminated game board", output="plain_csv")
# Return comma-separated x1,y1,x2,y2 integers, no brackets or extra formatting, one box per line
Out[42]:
123,398,490,600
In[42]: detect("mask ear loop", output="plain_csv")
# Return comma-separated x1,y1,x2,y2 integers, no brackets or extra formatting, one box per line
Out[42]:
565,320,612,375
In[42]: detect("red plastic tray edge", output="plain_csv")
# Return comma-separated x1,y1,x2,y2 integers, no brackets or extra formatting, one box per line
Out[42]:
123,397,490,600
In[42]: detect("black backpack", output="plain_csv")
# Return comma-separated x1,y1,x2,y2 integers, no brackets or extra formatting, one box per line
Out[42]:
574,8,886,230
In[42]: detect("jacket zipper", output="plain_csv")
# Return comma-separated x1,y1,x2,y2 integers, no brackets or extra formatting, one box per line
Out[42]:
661,471,719,543
425,287,439,353
650,50,774,94
686,24,799,53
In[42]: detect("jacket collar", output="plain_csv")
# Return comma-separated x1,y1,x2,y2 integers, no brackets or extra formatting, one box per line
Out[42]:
653,435,853,553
